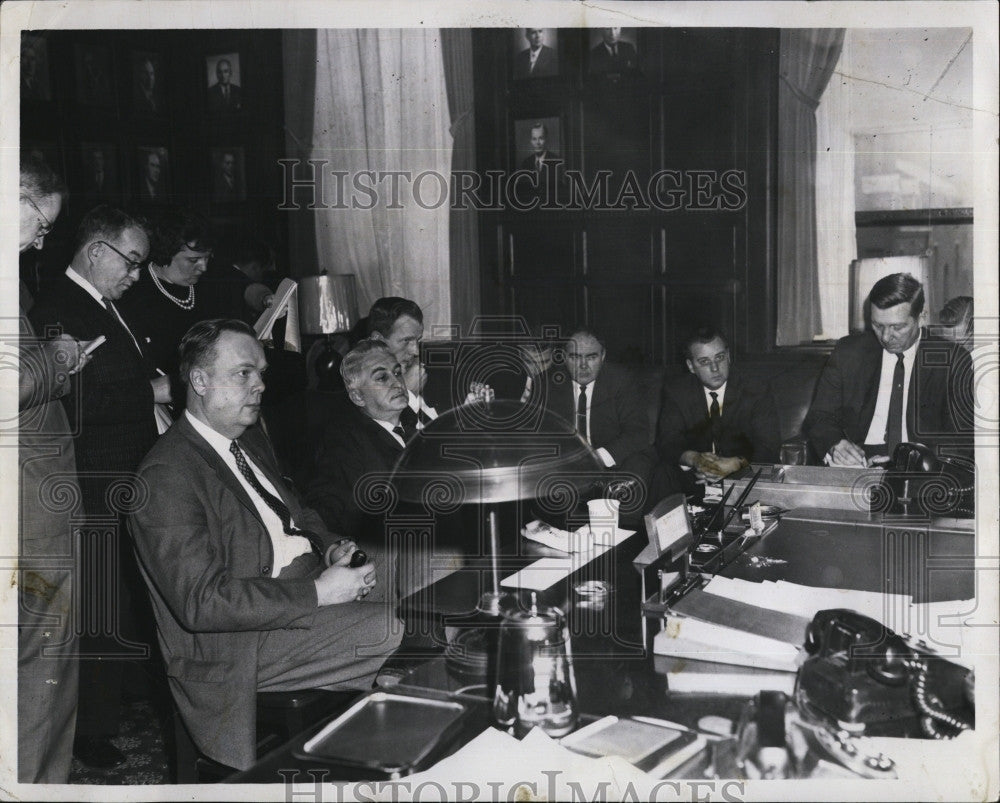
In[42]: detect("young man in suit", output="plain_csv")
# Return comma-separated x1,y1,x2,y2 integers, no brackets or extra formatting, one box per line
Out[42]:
539,326,655,485
804,273,974,466
29,204,168,771
129,321,398,771
655,326,779,491
513,28,558,79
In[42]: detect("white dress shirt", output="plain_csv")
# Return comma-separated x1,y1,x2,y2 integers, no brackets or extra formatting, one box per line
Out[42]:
407,389,438,428
864,337,919,445
372,416,407,448
186,411,311,574
66,266,144,355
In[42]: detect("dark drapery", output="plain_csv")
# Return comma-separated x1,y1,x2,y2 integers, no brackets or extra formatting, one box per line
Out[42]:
776,29,844,345
441,28,480,335
281,30,318,278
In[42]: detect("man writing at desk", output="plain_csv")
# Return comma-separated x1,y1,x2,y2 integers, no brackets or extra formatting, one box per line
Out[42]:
804,272,973,466
130,320,399,771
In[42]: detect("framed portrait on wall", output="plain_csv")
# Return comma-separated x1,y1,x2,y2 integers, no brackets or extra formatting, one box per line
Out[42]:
587,28,639,75
210,146,246,202
205,52,243,114
21,141,63,175
135,146,170,206
132,51,164,115
79,142,119,202
510,28,560,80
513,116,564,171
74,43,114,106
20,34,51,102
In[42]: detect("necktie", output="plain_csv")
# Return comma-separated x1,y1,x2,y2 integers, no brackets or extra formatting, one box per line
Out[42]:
536,156,543,172
612,44,618,57
399,406,420,439
102,297,144,355
709,391,721,452
392,425,407,444
229,440,322,557
577,384,588,441
885,354,906,453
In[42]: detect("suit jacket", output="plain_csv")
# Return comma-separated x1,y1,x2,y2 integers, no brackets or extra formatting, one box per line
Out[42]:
514,45,557,78
803,330,974,460
207,81,243,113
541,363,651,472
302,406,405,546
29,273,159,514
656,370,780,465
590,40,638,72
129,416,337,770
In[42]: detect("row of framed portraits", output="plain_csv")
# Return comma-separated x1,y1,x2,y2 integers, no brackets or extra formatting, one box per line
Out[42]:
508,27,641,80
25,141,250,207
21,34,246,117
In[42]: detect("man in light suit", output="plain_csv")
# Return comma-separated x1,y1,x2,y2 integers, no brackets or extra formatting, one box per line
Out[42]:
514,28,558,79
539,326,655,484
130,321,399,771
804,273,974,465
655,326,779,493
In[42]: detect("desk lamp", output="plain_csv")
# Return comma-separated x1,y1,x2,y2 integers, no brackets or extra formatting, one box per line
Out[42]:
391,398,605,615
298,272,359,388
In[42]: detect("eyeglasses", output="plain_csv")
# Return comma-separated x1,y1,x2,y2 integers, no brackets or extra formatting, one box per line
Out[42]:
97,240,148,273
21,194,53,238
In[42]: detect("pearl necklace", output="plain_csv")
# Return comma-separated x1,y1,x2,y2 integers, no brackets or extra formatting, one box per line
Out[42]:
149,266,195,310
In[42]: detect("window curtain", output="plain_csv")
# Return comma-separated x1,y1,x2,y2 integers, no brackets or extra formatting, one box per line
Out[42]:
312,30,453,331
814,34,856,340
281,30,318,278
441,29,480,336
776,29,845,345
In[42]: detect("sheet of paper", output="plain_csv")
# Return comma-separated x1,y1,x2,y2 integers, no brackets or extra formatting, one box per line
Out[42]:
503,529,635,589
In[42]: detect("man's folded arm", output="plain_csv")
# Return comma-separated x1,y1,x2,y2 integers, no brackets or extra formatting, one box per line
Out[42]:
131,460,319,634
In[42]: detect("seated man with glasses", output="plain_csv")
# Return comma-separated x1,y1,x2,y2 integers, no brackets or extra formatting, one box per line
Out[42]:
654,326,779,495
29,204,170,770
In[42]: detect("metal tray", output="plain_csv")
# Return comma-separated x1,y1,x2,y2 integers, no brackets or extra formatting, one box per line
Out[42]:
299,691,470,778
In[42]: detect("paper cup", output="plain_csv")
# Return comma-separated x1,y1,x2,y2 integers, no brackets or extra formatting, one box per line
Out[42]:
588,498,620,526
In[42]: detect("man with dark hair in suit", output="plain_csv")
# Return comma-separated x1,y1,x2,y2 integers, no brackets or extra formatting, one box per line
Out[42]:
539,326,655,484
29,204,169,770
130,320,398,771
514,28,558,78
804,273,974,466
656,326,779,491
207,58,242,113
590,27,638,73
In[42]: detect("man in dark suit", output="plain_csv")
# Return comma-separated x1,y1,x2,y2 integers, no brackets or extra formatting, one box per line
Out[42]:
590,27,638,73
656,326,779,491
129,320,398,771
518,123,562,205
514,28,558,78
137,150,163,205
539,326,655,484
303,339,411,556
29,205,170,770
207,58,242,113
133,56,161,114
804,273,974,465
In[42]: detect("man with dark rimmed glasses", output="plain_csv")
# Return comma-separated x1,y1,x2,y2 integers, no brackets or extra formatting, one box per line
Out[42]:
28,204,169,772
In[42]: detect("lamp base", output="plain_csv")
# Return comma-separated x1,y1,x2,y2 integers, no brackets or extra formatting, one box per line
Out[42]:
476,590,514,617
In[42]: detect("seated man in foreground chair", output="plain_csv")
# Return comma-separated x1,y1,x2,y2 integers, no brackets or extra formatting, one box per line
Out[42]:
130,320,400,771
655,326,779,494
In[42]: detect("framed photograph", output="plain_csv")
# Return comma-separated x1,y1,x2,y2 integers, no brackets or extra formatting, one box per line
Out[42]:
74,43,114,106
132,51,164,115
20,34,51,102
513,116,563,171
587,28,639,74
510,28,560,80
80,142,119,201
135,146,170,206
210,146,246,202
205,52,243,114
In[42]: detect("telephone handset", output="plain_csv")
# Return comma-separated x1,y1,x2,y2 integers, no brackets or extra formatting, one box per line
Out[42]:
870,442,975,517
796,609,972,738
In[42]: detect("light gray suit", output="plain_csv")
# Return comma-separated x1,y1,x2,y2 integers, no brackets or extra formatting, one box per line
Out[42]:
130,415,400,770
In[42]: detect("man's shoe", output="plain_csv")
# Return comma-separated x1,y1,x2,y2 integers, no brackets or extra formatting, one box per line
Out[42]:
73,736,126,770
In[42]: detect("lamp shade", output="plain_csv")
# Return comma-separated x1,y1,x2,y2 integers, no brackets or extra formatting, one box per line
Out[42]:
390,400,605,505
298,273,359,335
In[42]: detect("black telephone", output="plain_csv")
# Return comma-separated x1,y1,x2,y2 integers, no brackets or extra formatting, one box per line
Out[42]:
870,442,975,518
795,609,973,738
